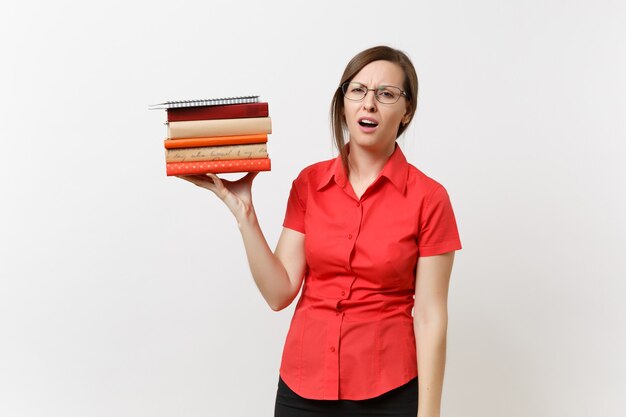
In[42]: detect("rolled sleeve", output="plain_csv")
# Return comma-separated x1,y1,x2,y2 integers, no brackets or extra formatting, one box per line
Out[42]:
417,185,462,257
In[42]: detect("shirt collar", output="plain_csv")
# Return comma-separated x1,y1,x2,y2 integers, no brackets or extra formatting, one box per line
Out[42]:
316,142,409,194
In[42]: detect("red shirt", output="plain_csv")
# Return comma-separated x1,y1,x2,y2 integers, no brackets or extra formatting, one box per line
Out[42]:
280,144,462,400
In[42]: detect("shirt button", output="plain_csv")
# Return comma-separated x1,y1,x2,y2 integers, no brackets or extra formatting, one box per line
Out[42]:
348,234,353,239
341,291,346,296
330,346,336,352
356,202,360,207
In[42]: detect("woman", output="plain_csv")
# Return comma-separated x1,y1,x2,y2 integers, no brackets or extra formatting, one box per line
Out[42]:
179,45,462,417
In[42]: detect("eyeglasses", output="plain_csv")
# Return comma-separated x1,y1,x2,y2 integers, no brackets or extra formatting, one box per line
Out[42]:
341,82,407,104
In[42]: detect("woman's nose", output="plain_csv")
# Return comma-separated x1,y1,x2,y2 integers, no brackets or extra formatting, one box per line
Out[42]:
362,90,377,111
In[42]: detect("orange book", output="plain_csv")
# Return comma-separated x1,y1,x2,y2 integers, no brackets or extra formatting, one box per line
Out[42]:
164,134,268,149
166,158,271,176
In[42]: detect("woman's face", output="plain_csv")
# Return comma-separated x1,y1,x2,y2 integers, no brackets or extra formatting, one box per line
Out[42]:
343,60,410,154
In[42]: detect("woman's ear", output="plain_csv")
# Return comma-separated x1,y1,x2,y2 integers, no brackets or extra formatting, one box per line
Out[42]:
403,104,412,125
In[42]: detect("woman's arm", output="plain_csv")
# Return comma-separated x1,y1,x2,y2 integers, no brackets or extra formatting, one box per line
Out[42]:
240,223,306,311
178,173,306,311
413,251,456,417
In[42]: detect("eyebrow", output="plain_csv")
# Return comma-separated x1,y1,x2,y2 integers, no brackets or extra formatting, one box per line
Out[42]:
350,81,401,89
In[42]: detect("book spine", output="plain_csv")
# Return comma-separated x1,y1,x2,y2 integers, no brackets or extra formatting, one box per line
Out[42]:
167,117,272,139
166,102,269,122
166,158,271,176
165,143,268,163
163,134,268,149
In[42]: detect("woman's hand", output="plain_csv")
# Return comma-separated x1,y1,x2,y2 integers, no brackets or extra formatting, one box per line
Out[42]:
177,172,259,222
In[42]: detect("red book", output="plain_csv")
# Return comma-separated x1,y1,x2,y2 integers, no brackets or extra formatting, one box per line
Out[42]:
166,158,271,176
166,102,269,122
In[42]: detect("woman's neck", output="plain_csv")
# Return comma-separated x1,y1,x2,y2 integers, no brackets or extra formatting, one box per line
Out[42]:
347,141,396,197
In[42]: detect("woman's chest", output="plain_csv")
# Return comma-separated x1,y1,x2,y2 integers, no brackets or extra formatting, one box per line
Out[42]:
303,187,421,284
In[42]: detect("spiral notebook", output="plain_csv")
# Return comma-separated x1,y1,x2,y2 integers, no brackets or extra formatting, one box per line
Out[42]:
149,95,259,110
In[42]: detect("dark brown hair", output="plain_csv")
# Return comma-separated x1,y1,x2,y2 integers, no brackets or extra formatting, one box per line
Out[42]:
330,45,419,172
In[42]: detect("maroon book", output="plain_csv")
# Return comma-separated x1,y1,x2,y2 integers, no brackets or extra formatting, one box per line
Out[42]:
167,102,269,122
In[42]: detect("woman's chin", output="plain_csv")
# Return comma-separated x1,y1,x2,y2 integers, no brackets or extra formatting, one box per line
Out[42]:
349,136,395,153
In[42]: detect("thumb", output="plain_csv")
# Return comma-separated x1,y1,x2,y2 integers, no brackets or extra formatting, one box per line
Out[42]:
243,171,259,184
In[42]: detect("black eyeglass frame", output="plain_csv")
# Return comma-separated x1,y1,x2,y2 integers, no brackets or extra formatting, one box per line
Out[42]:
340,82,408,104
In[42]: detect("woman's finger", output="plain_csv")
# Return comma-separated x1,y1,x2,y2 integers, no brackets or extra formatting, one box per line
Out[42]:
205,173,222,186
177,175,218,193
205,173,231,196
243,171,259,184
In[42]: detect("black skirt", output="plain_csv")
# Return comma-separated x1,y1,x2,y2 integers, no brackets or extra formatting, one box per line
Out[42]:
274,376,418,417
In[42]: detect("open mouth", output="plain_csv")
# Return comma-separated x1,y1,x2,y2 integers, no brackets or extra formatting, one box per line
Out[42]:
358,118,379,128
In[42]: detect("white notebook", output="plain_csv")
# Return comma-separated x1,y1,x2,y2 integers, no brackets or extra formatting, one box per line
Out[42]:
149,95,260,110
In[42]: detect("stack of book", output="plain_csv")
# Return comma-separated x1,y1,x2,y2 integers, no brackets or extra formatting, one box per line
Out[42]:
151,96,272,176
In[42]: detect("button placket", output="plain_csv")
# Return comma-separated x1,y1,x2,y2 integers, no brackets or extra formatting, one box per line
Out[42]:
324,305,344,399
351,199,363,242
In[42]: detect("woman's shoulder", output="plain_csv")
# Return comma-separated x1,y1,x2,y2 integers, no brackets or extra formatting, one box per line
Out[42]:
405,162,448,195
291,157,337,184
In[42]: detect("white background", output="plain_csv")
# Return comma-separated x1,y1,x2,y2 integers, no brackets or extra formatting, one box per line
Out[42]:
1,1,624,416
